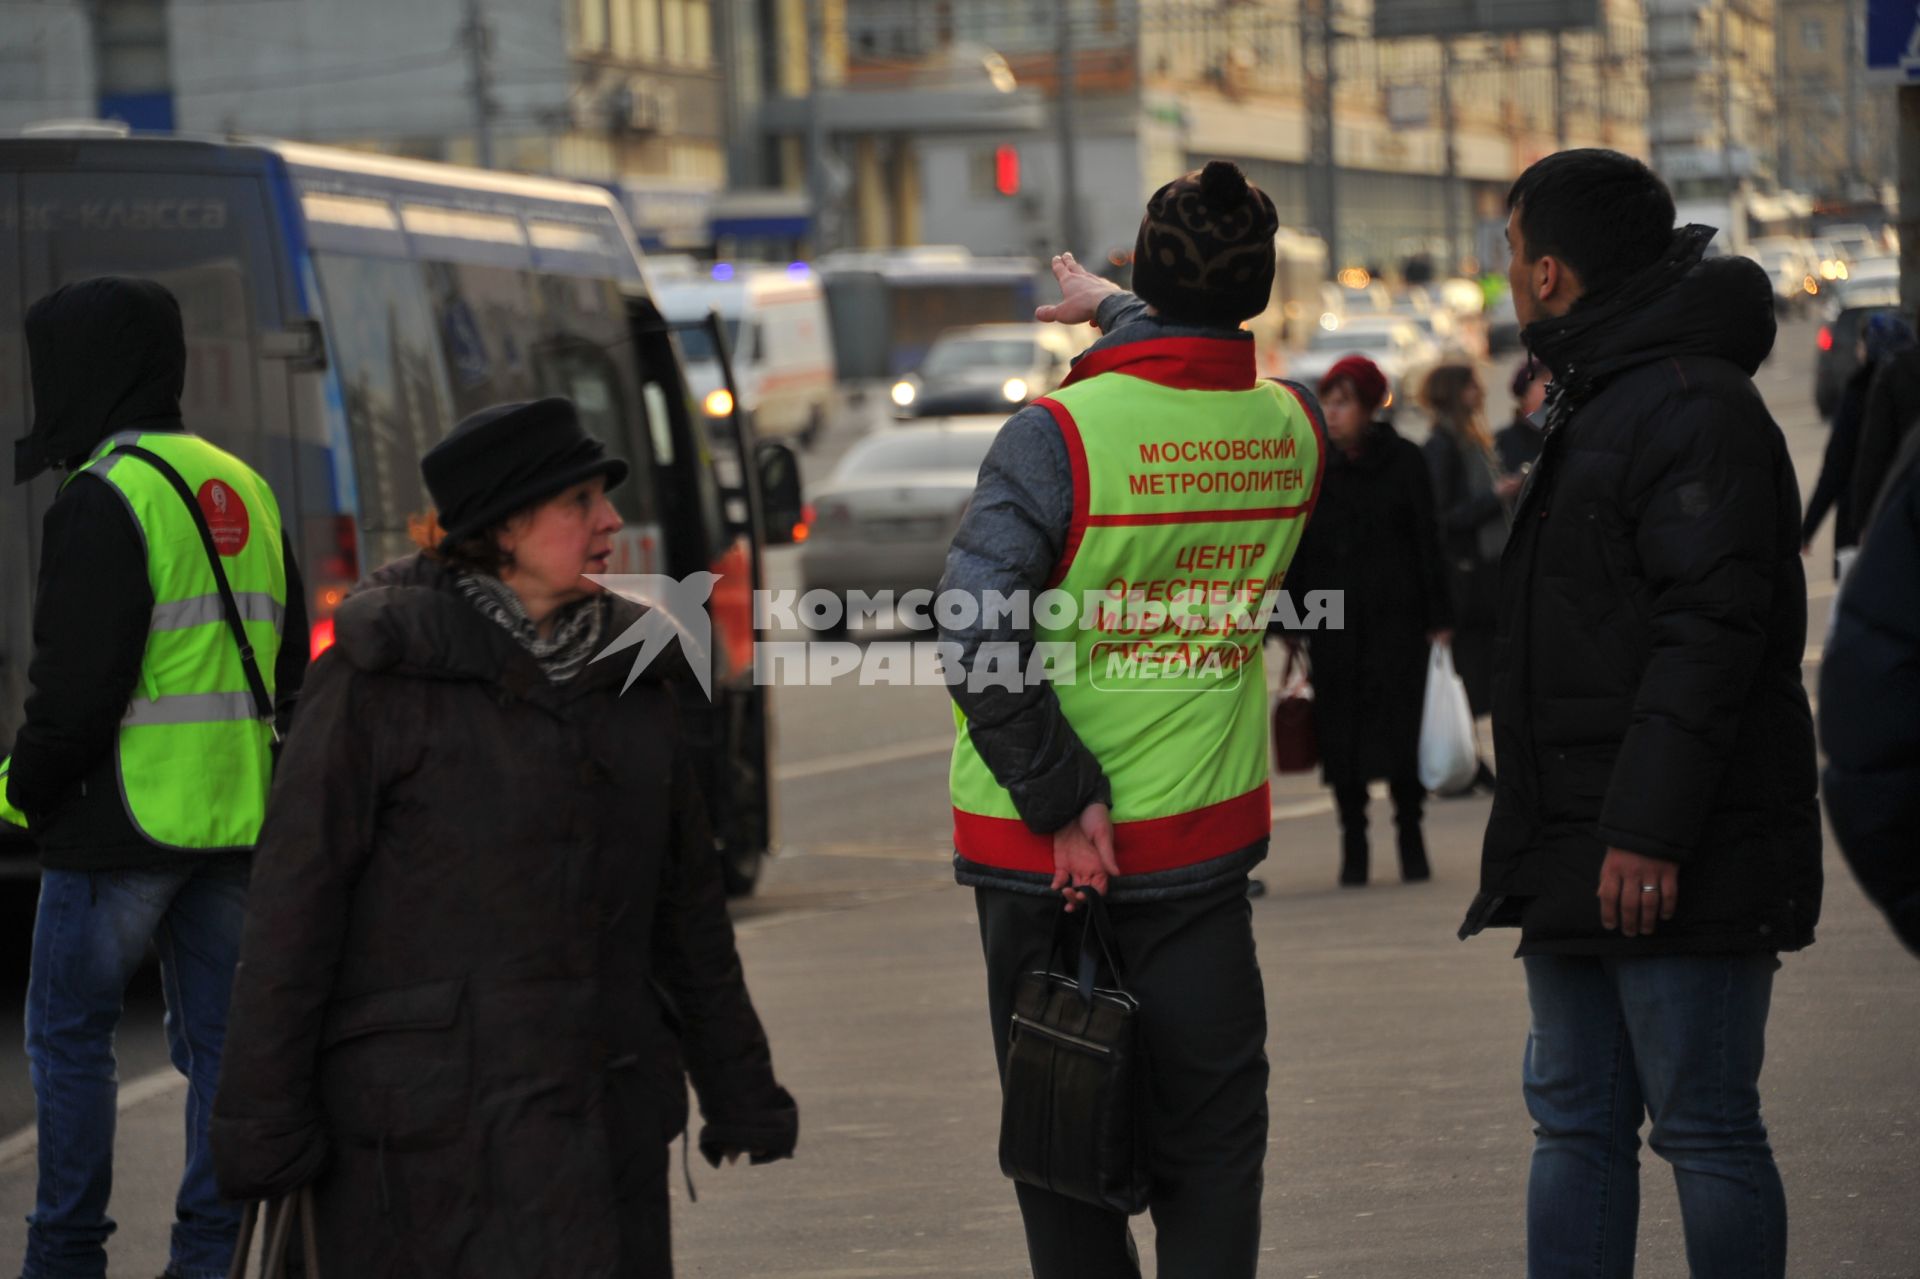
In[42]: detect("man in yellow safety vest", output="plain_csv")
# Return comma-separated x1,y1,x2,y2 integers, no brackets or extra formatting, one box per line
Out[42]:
3,277,307,1279
939,162,1325,1277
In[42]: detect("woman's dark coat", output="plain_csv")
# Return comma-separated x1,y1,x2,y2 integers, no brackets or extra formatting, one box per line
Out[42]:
210,555,796,1278
1459,228,1822,956
1820,446,1920,954
1283,420,1452,787
1800,359,1876,559
1421,423,1506,714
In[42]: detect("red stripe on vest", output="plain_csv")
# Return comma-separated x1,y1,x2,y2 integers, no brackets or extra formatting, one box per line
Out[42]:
953,783,1273,876
1085,504,1311,527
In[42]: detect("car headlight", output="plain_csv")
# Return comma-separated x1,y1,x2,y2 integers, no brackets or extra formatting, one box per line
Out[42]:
890,381,916,407
1002,378,1029,402
704,388,735,418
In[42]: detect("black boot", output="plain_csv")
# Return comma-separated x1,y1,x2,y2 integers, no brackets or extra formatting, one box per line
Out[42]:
1335,783,1370,886
1340,828,1369,886
1397,820,1432,882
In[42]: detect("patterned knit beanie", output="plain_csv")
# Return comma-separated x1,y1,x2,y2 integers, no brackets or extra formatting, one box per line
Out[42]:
1131,160,1280,327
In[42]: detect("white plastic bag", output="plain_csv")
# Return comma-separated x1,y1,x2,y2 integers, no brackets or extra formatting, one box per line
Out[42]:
1418,641,1479,793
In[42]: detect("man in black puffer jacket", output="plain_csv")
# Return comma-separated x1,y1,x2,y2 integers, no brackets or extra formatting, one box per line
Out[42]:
1458,151,1820,1279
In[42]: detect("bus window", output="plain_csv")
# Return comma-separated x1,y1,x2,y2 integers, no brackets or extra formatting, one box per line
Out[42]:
17,172,281,468
309,253,453,573
528,273,657,527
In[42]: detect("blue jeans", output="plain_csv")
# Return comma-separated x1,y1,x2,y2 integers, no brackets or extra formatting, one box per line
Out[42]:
1522,953,1786,1279
22,864,249,1279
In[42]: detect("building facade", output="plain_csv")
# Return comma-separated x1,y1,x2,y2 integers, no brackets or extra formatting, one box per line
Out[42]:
816,0,1649,274
1776,0,1897,198
1645,0,1776,201
0,0,728,249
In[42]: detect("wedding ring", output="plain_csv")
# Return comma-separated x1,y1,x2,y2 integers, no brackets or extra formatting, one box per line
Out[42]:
1640,885,1658,893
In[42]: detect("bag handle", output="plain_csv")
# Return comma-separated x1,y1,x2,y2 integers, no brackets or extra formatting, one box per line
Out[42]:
227,1187,321,1279
110,445,280,745
1075,893,1132,1003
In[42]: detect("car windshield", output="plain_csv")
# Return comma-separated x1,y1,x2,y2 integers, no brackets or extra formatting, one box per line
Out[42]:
921,337,1037,377
675,317,746,364
838,431,999,476
1311,328,1396,352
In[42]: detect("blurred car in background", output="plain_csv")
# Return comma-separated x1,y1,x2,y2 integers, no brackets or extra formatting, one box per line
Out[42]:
890,323,1086,418
655,263,838,447
1747,238,1819,314
1284,316,1439,406
1816,304,1904,420
798,418,1003,633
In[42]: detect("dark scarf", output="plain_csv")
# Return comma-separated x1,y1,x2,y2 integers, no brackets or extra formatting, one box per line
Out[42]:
456,573,607,683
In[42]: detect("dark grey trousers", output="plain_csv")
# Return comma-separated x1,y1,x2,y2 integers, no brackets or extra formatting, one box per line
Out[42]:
975,876,1270,1279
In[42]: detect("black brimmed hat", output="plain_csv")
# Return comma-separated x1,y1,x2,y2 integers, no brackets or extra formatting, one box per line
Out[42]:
422,397,628,542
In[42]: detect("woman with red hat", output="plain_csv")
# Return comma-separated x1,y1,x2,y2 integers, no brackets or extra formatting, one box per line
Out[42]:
1279,355,1454,885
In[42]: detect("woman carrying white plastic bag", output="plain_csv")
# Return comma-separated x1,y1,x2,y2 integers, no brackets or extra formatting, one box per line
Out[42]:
1419,640,1480,794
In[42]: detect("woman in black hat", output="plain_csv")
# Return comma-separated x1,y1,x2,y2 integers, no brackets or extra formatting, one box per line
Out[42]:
210,398,797,1278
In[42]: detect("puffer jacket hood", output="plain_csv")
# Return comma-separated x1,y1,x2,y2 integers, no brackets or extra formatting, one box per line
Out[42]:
18,277,187,484
1525,226,1777,403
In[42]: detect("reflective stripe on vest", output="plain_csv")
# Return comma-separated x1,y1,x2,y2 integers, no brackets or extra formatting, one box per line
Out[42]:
950,337,1324,877
71,430,288,851
149,592,285,633
0,756,24,830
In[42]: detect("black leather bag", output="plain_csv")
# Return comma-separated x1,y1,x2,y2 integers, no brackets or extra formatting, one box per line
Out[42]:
998,894,1150,1215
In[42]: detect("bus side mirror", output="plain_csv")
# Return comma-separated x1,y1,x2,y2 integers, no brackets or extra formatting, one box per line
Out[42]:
756,441,805,546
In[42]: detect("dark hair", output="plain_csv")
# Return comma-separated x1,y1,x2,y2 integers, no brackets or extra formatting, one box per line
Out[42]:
1420,364,1492,453
1507,149,1674,298
412,510,514,577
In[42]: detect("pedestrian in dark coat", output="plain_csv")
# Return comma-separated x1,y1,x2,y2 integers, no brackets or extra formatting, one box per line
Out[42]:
1494,355,1549,474
1420,364,1518,726
1850,342,1920,536
1282,355,1451,885
210,400,796,1279
1460,150,1819,1279
1820,442,1920,955
1802,314,1915,574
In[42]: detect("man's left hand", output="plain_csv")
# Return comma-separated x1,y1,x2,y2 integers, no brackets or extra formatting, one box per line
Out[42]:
1597,847,1679,937
1034,254,1122,329
1052,802,1119,910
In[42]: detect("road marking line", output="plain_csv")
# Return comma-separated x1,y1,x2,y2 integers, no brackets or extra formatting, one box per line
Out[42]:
0,1068,184,1170
774,735,953,781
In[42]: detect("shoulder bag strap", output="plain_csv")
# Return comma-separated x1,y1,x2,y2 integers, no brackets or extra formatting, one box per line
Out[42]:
110,445,280,744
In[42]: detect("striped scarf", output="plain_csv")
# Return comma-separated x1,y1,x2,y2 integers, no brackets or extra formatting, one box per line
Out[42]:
456,573,607,684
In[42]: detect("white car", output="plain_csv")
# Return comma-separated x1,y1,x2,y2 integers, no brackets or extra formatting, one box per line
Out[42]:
1283,318,1441,407
1747,238,1817,312
655,264,838,447
798,418,1004,631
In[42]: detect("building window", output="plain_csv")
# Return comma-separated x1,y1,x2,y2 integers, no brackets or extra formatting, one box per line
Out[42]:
577,0,609,51
1800,19,1823,51
614,0,661,60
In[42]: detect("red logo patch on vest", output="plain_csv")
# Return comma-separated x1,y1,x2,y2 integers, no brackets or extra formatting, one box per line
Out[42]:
196,479,252,556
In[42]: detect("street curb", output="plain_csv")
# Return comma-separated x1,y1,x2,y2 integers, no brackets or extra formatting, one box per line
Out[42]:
0,1068,185,1171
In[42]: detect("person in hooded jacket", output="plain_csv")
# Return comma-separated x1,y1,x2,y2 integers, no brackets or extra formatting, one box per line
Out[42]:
2,278,308,1279
1279,355,1452,886
209,399,797,1279
1819,441,1920,956
1801,313,1915,575
1458,151,1820,1279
